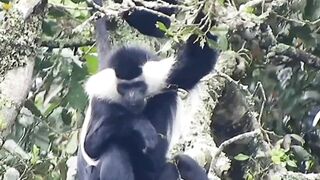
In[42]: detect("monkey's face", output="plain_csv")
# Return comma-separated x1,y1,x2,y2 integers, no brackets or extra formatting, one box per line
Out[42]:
117,80,147,114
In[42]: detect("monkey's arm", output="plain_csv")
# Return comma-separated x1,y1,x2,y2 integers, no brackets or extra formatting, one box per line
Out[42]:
166,34,218,90
83,99,158,158
84,116,158,158
84,116,131,159
121,4,219,90
82,98,133,159
132,118,159,152
166,11,219,90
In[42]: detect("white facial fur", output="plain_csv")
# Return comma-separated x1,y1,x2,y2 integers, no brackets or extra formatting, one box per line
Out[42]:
85,68,121,102
143,57,175,95
85,57,175,101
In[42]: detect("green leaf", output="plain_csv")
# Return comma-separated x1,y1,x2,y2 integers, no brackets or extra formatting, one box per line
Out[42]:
291,145,312,161
42,20,59,37
84,54,99,75
217,0,225,5
61,108,72,125
64,63,88,110
173,35,180,43
156,21,168,32
31,145,40,165
0,0,9,3
271,155,282,165
234,153,250,161
271,148,286,157
271,148,287,165
43,101,60,117
304,0,320,21
289,134,305,145
70,0,86,3
244,7,255,14
0,114,7,131
286,160,297,168
65,132,78,154
245,172,254,180
65,82,87,110
210,26,229,50
34,124,50,150
1,2,12,11
48,6,69,18
207,38,219,50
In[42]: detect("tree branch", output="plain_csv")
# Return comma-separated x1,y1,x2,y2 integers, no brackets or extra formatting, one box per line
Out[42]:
269,43,320,68
41,38,95,48
0,0,47,138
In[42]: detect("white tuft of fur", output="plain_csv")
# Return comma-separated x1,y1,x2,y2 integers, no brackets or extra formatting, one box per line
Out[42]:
167,97,184,153
167,86,202,156
143,57,175,95
85,68,120,102
79,103,99,166
313,110,320,127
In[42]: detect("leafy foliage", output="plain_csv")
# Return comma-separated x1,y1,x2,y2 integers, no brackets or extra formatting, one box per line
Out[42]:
1,0,320,179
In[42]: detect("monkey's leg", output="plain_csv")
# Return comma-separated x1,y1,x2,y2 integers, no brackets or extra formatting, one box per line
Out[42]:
99,145,134,180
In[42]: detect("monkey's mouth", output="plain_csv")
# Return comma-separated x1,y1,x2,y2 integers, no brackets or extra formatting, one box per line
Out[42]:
127,105,145,114
126,99,146,114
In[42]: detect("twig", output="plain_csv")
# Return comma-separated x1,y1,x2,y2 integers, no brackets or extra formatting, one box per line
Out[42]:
215,71,250,93
261,0,265,13
49,2,93,11
228,0,236,8
210,129,261,176
86,0,171,20
275,13,320,26
251,82,266,125
133,6,171,19
41,38,95,48
132,0,185,10
72,12,101,34
86,0,120,17
251,82,272,144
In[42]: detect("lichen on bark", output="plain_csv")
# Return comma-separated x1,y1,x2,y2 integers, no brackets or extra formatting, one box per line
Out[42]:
0,9,43,77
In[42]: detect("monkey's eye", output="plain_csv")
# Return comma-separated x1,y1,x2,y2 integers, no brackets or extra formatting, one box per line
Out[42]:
117,81,147,95
133,81,147,92
117,83,130,95
133,81,146,88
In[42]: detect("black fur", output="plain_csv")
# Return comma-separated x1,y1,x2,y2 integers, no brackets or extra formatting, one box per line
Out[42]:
123,9,172,38
158,154,209,180
78,92,178,180
167,34,218,90
108,46,158,80
122,0,180,37
77,0,218,179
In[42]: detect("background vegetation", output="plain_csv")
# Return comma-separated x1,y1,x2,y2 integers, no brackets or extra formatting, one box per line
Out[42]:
0,0,320,179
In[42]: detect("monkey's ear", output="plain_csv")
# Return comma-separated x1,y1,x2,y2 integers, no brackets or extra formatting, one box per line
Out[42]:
85,68,120,102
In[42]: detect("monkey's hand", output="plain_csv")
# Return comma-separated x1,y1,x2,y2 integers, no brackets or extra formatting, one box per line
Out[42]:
133,119,158,153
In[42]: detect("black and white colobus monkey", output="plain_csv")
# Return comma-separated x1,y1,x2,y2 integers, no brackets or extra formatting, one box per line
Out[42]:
77,0,219,179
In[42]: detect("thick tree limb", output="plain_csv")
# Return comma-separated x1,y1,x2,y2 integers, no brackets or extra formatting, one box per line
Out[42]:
269,43,320,68
0,0,47,139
